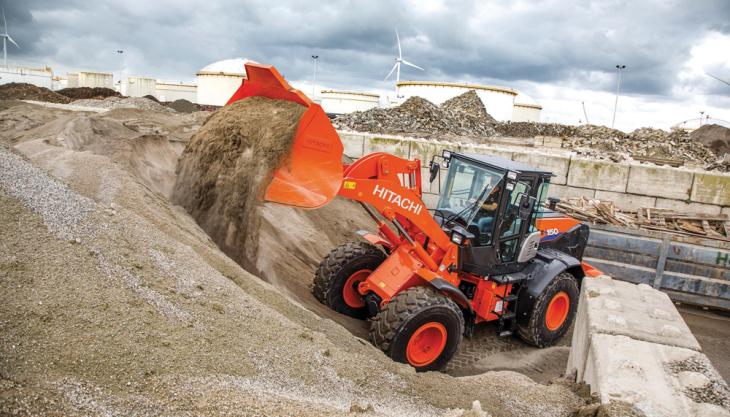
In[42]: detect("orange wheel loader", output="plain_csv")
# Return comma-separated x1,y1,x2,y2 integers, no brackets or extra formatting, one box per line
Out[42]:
228,63,603,371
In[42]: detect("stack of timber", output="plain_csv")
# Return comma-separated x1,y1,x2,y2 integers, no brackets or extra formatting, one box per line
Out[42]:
554,197,730,242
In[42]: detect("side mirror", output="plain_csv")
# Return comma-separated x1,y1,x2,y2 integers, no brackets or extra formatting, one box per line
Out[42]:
518,193,537,220
429,161,440,183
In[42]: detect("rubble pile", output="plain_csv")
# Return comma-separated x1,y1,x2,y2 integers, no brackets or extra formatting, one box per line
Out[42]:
56,87,121,100
333,92,497,138
71,96,174,112
494,121,577,138
566,127,722,167
0,83,71,104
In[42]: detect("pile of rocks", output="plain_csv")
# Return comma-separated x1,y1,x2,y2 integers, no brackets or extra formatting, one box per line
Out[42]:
333,91,497,138
494,122,577,138
71,96,174,112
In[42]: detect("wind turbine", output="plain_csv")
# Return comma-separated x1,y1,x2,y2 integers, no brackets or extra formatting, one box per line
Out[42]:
384,29,424,97
1,6,20,66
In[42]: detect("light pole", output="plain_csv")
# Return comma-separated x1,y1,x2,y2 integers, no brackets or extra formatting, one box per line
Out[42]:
115,50,124,92
311,55,319,98
611,64,626,129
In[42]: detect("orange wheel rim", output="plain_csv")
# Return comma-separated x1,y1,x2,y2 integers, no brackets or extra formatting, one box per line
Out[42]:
342,269,371,308
545,291,570,331
406,322,447,367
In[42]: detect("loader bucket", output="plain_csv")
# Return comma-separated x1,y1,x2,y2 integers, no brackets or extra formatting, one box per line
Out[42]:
227,63,343,208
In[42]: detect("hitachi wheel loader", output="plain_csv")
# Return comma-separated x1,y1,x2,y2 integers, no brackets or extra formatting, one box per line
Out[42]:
228,63,602,371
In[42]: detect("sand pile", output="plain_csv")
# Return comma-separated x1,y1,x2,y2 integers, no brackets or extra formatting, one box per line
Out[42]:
56,87,121,100
0,94,590,417
0,82,71,103
172,97,307,268
333,92,497,138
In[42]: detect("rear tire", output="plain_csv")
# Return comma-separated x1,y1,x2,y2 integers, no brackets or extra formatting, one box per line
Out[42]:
517,272,579,347
312,241,385,319
370,286,464,372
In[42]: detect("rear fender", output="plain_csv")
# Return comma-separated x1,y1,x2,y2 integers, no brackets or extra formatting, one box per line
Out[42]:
515,249,583,326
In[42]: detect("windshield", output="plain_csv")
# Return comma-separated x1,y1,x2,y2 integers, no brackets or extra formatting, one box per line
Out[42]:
436,157,504,225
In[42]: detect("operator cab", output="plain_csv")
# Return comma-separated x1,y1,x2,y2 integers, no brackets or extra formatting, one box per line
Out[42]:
429,151,553,276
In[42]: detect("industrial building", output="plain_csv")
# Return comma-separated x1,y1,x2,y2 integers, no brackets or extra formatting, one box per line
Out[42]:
396,80,518,121
0,64,53,88
155,81,197,103
196,58,256,106
67,71,114,89
122,76,157,97
320,90,380,114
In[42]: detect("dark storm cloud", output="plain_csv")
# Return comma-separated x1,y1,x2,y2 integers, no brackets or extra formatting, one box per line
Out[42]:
5,0,730,98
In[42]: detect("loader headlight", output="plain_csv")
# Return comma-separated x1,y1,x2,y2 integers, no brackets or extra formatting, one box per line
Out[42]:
442,150,452,160
451,230,465,245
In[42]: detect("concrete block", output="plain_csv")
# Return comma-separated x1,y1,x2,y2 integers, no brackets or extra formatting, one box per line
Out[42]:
691,171,730,206
626,164,693,200
581,333,729,417
594,190,656,212
655,198,722,216
540,136,563,148
339,132,365,158
567,158,630,192
723,207,730,216
568,276,701,383
408,138,455,164
548,184,595,200
459,143,514,161
363,136,409,158
512,151,570,185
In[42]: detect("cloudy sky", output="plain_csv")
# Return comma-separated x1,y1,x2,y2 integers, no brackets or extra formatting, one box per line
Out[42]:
5,0,730,131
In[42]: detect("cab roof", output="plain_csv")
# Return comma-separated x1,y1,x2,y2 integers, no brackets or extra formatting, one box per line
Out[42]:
456,152,554,177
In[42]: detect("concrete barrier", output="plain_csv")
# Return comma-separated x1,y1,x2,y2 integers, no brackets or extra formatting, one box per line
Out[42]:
568,276,730,416
335,131,730,217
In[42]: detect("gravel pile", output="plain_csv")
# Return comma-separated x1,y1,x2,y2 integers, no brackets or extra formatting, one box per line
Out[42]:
0,147,95,240
691,124,730,156
0,82,71,104
333,92,497,138
494,122,577,138
57,87,121,100
71,96,175,112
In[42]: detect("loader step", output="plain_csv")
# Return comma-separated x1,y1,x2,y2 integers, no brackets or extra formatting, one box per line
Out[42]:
498,330,513,337
493,310,516,320
496,294,518,302
490,271,529,285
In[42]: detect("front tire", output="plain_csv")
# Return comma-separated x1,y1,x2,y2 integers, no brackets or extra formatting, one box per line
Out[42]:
517,272,579,347
312,241,385,319
370,286,464,372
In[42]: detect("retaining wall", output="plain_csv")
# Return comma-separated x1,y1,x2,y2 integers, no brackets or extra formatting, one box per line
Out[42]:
339,131,730,216
567,275,730,416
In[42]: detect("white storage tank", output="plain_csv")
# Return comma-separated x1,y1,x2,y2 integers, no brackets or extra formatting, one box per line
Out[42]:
155,81,197,103
123,76,157,97
67,71,114,89
0,65,53,88
511,103,542,122
320,90,380,114
396,81,517,121
196,58,257,106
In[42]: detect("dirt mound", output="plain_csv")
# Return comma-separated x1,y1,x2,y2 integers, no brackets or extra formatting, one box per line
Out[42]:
334,95,497,138
0,83,71,104
143,94,160,103
692,124,730,156
56,87,121,100
172,97,306,268
168,98,198,113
